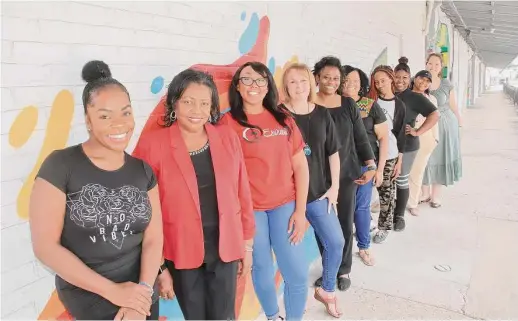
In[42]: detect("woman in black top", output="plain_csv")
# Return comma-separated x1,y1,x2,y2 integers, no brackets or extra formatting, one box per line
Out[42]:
368,65,407,244
29,61,163,320
393,57,439,230
342,65,389,266
280,63,344,318
313,56,376,291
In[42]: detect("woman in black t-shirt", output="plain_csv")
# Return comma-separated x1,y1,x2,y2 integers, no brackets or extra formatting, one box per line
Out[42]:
312,56,376,292
29,61,163,320
280,63,344,318
393,57,439,230
342,65,388,266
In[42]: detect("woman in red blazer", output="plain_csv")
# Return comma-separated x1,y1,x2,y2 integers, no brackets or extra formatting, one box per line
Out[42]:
132,69,255,320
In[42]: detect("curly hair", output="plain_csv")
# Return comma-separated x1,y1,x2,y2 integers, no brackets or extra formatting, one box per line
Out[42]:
313,56,345,94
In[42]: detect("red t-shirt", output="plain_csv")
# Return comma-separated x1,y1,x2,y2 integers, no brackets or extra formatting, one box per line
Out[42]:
220,111,304,211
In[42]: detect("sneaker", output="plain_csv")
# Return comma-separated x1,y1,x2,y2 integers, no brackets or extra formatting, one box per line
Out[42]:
394,217,406,231
373,230,389,243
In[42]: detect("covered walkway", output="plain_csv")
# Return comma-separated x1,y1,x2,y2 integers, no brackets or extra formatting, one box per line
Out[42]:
266,88,518,320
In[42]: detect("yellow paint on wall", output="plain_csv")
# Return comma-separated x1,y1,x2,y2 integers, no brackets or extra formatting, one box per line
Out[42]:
9,106,39,148
16,90,75,220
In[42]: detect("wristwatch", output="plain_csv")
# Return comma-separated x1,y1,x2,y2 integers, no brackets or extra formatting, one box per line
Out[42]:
366,164,377,171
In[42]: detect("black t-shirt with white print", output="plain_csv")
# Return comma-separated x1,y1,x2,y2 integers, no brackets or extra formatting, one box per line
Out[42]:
36,144,157,320
283,104,341,203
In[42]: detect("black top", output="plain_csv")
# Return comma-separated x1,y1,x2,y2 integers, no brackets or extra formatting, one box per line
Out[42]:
397,88,437,152
283,105,341,203
356,97,387,160
326,96,375,181
189,142,220,263
36,144,158,320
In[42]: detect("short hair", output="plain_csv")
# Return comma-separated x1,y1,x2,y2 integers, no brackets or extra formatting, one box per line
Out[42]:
281,62,317,104
162,69,220,127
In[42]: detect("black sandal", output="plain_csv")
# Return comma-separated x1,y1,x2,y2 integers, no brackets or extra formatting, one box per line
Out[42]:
430,202,442,208
419,197,431,204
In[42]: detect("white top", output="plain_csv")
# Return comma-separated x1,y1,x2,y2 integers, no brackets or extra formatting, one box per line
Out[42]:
377,98,400,159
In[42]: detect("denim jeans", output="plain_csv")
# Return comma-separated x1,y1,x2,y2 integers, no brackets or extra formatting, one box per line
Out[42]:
354,166,374,249
306,198,345,292
252,201,309,321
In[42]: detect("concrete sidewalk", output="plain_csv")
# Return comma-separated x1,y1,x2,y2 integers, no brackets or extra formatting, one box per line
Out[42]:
264,88,518,320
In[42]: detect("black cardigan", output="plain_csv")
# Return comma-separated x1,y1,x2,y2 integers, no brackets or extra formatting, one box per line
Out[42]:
326,96,375,180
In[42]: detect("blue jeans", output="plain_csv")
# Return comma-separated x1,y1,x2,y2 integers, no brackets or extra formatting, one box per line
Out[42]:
354,166,374,249
306,198,345,292
252,201,308,321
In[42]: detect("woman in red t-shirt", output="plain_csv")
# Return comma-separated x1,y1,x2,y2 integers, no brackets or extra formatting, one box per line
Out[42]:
220,62,310,321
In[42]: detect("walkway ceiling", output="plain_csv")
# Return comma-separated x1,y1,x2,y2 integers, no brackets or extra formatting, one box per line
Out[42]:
441,1,518,69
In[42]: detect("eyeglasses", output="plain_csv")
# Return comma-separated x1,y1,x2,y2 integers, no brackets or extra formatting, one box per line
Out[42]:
239,77,268,87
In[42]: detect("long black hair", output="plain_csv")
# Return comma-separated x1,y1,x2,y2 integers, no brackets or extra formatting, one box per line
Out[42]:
312,56,345,95
161,69,220,127
228,61,290,132
343,65,370,98
81,60,129,112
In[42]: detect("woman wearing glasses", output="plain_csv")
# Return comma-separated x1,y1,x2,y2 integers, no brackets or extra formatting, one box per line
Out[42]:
221,61,310,321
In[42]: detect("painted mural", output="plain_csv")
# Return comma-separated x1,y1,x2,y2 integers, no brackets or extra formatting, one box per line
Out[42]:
6,9,389,321
426,5,451,78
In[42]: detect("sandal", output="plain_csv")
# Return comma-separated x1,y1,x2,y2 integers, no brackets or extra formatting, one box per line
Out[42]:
407,207,419,216
314,287,343,318
419,197,431,204
358,249,375,266
430,201,442,208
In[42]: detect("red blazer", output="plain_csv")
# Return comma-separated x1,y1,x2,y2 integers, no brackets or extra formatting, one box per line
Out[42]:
132,122,255,269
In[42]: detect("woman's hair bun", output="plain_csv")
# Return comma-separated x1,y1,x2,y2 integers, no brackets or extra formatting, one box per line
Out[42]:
398,56,409,65
81,60,112,83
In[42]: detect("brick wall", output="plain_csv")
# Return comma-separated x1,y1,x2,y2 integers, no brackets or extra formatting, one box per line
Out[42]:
1,1,434,319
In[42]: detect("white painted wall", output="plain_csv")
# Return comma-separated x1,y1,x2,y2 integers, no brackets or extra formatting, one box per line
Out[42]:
1,1,463,319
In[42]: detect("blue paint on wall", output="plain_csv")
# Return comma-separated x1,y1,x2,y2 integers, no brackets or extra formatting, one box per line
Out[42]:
238,12,260,55
268,57,276,73
240,11,246,21
151,76,165,94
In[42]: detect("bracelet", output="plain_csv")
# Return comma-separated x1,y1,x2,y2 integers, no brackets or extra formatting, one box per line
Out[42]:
245,245,253,252
139,281,154,296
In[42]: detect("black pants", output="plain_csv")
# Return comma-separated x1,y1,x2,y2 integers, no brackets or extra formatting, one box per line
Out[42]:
316,178,357,276
166,259,238,320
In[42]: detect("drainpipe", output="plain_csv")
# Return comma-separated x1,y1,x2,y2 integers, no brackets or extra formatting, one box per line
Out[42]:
423,0,435,35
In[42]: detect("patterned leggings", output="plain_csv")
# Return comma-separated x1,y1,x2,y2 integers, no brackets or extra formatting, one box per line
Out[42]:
377,157,398,230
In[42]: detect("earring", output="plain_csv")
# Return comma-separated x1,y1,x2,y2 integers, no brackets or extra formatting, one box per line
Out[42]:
169,110,177,122
87,127,91,131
